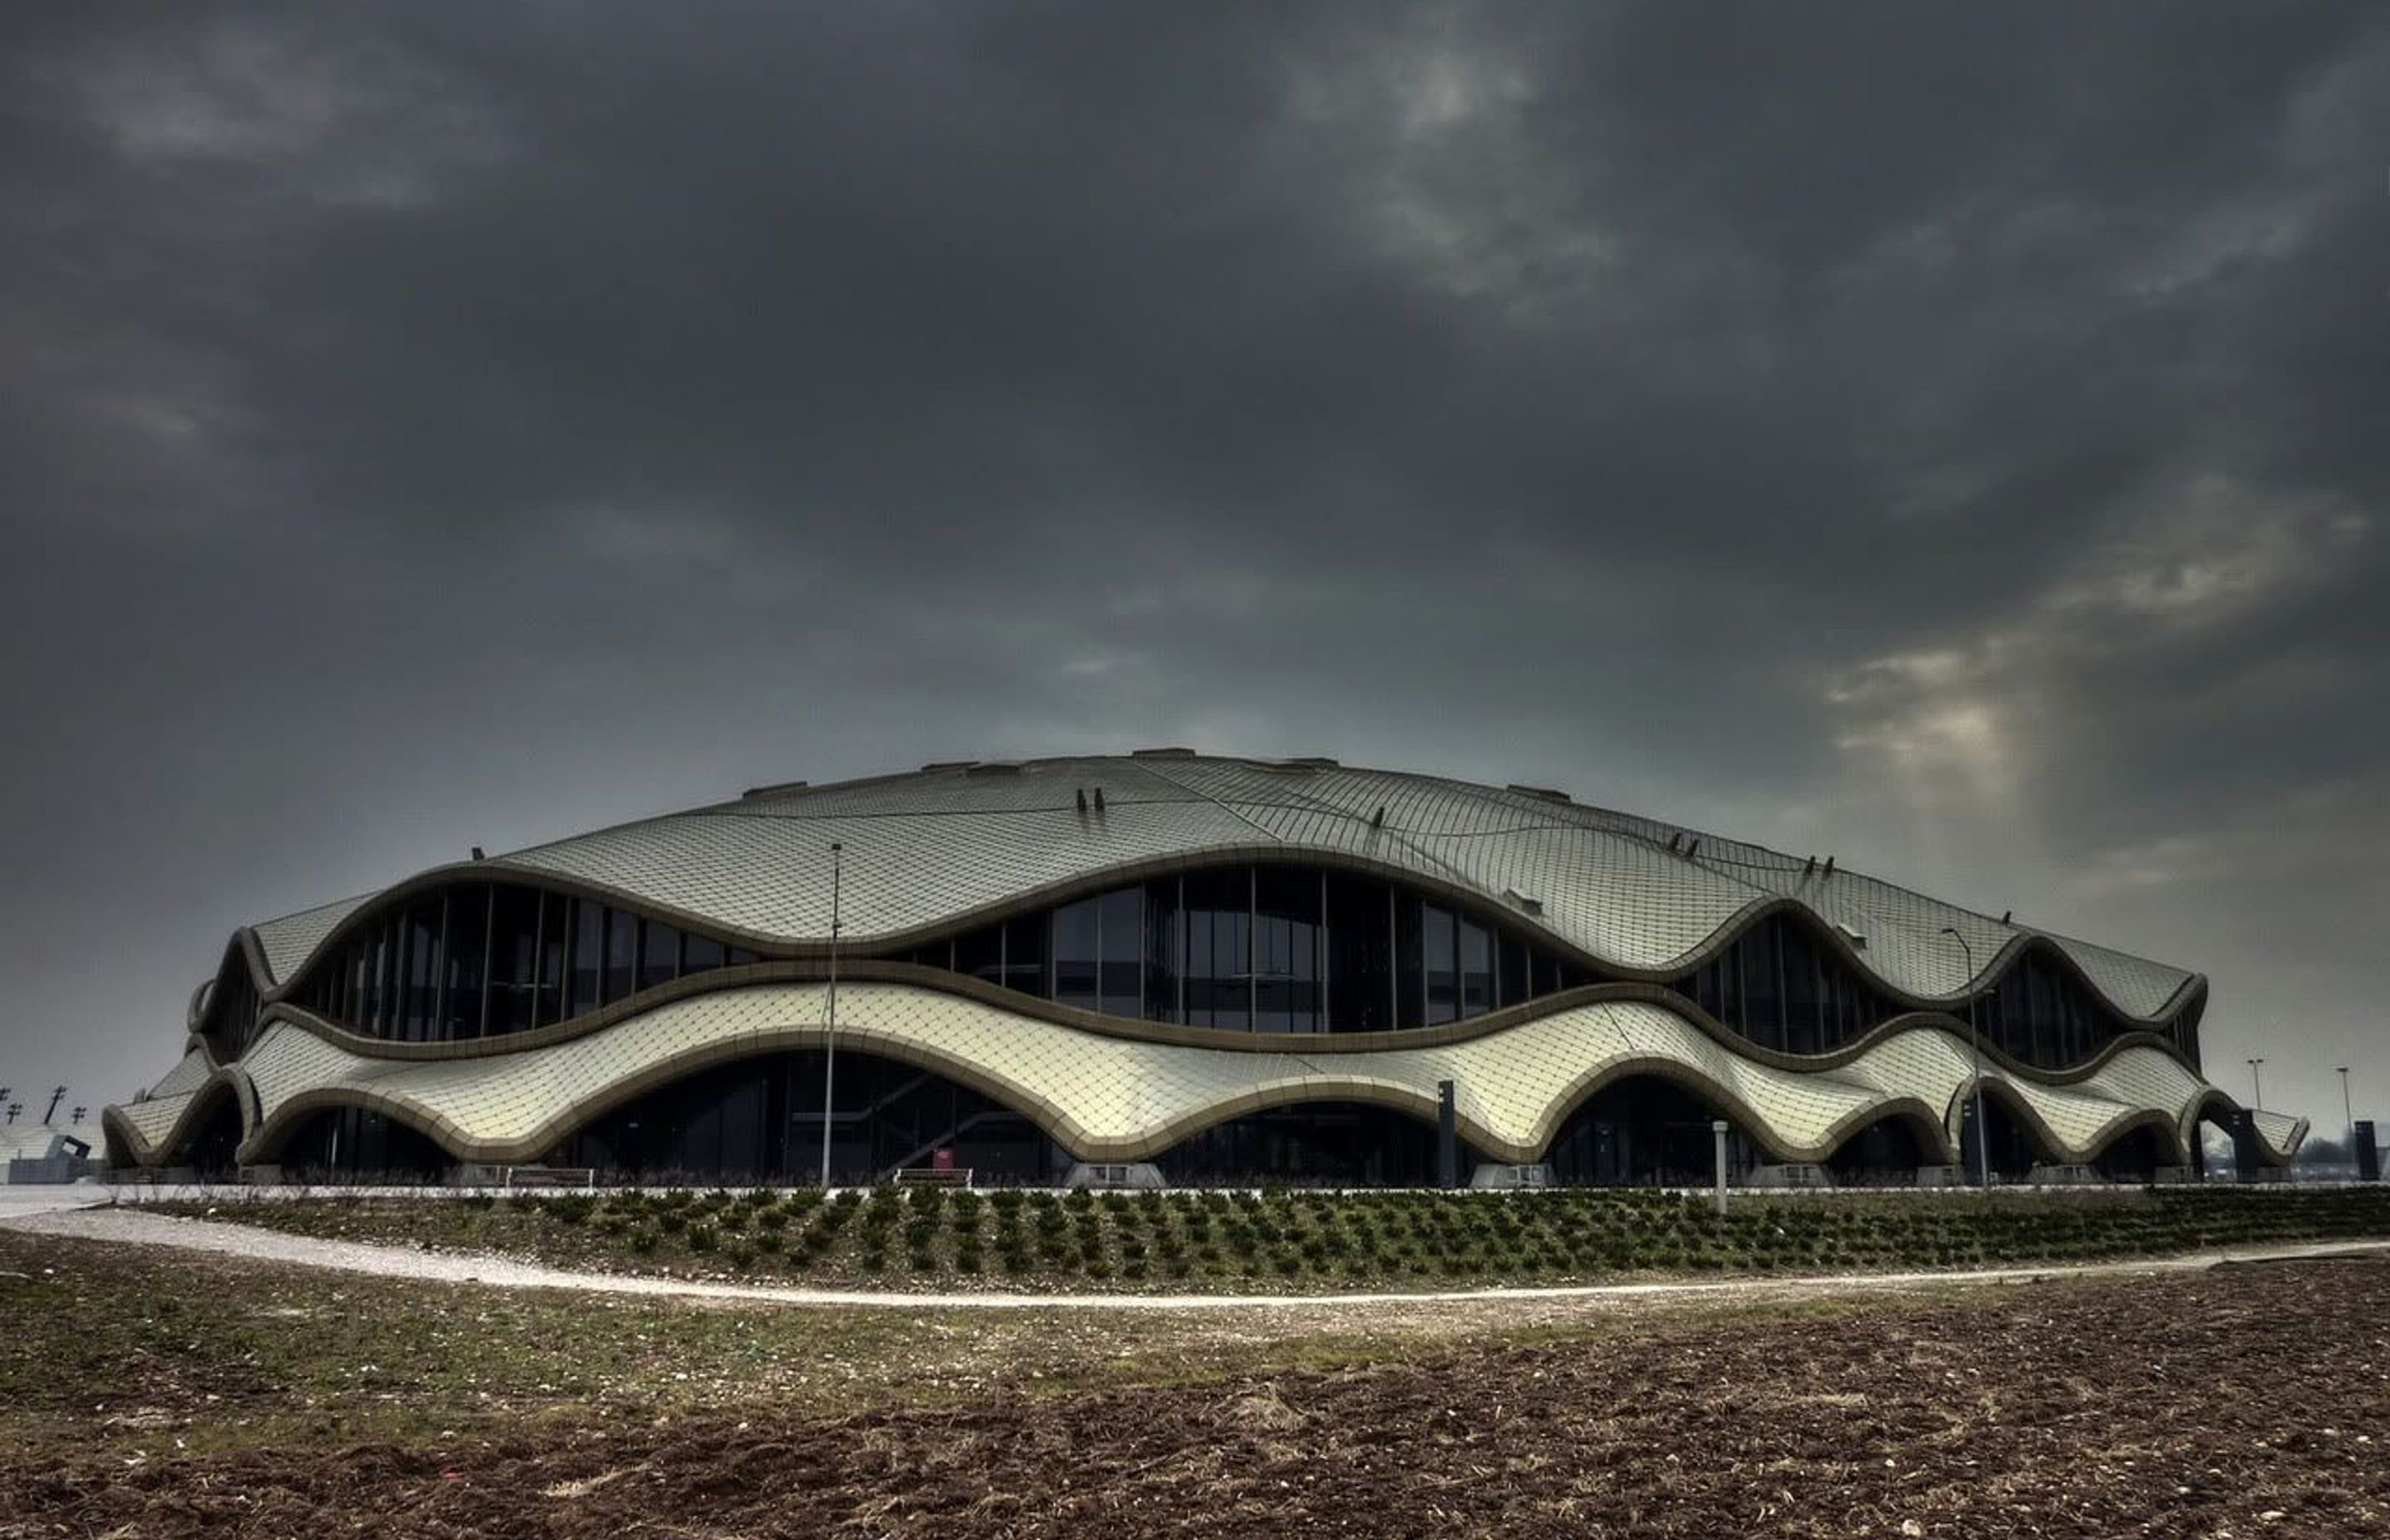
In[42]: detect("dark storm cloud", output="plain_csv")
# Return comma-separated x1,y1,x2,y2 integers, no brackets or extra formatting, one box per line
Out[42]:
2,2,2385,1126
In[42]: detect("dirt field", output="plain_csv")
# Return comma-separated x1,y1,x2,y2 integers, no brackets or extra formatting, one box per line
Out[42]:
6,1243,2386,1538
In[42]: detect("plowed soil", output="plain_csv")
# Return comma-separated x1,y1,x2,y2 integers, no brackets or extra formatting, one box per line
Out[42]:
8,1256,2386,1539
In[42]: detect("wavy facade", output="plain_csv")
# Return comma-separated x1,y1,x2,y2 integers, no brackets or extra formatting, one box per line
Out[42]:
107,753,2305,1183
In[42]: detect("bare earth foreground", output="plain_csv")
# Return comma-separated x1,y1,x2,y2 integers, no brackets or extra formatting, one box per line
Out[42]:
3,1229,2386,1538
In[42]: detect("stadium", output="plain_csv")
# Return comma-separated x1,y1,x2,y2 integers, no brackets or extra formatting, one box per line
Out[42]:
105,753,2305,1186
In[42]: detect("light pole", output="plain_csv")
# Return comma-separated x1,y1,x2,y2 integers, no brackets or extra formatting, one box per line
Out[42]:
2338,1066,2354,1163
2246,1057,2265,1110
817,841,844,1190
1939,927,1990,1188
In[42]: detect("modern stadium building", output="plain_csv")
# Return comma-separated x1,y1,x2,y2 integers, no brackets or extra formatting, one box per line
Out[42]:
105,752,2305,1187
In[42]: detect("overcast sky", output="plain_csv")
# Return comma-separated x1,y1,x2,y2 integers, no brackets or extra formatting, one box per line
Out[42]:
2,3,2385,1134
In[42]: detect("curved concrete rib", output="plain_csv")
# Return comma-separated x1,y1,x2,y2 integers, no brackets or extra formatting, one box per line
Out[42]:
107,983,2295,1173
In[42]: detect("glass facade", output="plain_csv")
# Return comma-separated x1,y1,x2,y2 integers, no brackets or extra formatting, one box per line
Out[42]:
1544,1078,1758,1187
1672,913,2169,1072
1155,1103,1471,1187
279,1105,450,1179
264,869,2190,1079
553,1050,1067,1183
919,863,1580,1036
295,881,754,1044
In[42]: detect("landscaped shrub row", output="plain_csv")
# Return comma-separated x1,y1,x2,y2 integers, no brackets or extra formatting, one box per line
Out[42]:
509,1184,2390,1286
161,1185,2390,1291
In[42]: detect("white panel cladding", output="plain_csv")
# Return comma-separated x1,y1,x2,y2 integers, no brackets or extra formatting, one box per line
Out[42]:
134,982,2285,1172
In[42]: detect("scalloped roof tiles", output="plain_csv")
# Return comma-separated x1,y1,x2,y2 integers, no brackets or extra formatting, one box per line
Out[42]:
234,755,2197,1026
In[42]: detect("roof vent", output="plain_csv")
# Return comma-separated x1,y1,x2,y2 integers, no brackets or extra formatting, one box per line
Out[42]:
1129,746,1197,758
1507,783,1572,804
1822,855,1836,878
2000,909,2013,925
1835,921,1869,951
742,779,809,799
1684,838,1702,859
470,846,485,861
1076,788,1088,814
1504,887,1545,916
1093,787,1107,811
1666,832,1683,853
1370,805,1386,829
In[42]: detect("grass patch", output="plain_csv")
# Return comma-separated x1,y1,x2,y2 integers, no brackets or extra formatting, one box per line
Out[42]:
0,1226,1927,1460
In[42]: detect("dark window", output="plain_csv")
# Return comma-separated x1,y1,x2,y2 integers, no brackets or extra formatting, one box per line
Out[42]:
1142,876,1181,1024
955,924,1002,986
1051,895,1100,1011
489,886,540,1036
1183,866,1250,1030
1097,885,1142,1018
1394,894,1424,1030
682,932,724,973
1253,865,1320,1033
1458,914,1493,1017
1422,904,1458,1026
405,902,443,1041
441,886,490,1040
640,918,680,992
536,892,569,1027
604,909,638,1004
1324,870,1393,1033
1496,934,1529,1010
1002,914,1047,997
571,899,605,1016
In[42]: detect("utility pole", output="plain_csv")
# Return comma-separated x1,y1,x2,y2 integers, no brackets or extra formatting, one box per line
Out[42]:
2338,1066,2354,1162
1939,927,1989,1188
45,1086,67,1124
817,841,844,1189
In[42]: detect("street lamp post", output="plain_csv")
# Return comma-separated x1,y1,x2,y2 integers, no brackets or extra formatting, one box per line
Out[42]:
817,841,845,1190
1939,927,1990,1189
2338,1066,2354,1165
2246,1057,2266,1110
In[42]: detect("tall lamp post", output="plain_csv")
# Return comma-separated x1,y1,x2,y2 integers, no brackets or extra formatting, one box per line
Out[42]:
1939,927,1990,1188
2338,1065,2354,1163
817,841,845,1190
2246,1057,2266,1110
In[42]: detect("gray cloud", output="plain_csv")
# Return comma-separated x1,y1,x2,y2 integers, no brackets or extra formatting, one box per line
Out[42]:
2,2,2384,1130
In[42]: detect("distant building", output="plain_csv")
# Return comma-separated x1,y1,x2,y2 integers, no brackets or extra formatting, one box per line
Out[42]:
106,753,2303,1185
2,1124,94,1184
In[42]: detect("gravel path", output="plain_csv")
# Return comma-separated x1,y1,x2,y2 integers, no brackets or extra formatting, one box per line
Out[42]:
10,1201,2386,1310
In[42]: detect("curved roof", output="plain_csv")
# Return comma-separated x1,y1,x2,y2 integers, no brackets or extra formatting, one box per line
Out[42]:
243,753,2200,1023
